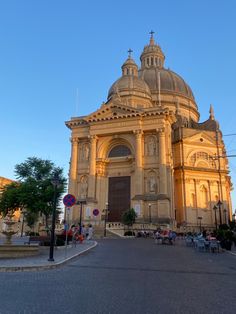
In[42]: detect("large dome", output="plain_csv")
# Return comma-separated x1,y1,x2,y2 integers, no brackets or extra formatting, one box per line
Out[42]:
106,35,198,120
139,67,195,100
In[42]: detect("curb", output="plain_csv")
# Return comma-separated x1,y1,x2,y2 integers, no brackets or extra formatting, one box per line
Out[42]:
0,241,97,272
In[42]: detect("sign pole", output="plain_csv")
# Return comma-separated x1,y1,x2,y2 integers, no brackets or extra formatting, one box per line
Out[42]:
62,194,76,259
64,207,70,259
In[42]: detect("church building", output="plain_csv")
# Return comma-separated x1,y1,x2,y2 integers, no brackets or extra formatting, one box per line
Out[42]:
66,33,232,230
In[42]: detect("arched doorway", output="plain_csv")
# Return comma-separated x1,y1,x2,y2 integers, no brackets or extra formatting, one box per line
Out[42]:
107,144,132,222
108,176,130,221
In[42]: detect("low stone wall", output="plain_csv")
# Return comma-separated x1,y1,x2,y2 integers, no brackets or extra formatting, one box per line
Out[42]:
0,245,39,258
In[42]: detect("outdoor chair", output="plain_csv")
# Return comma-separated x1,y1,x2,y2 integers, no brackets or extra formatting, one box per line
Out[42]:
196,239,206,252
185,237,193,247
209,241,219,253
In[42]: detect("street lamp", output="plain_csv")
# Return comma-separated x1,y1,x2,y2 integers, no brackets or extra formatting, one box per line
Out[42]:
20,207,27,237
223,209,227,224
197,216,203,233
232,210,236,223
217,200,223,225
104,202,109,237
148,203,152,224
48,173,61,262
213,205,218,230
77,199,87,235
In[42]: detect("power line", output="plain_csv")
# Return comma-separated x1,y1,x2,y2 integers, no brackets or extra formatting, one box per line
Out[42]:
223,133,236,137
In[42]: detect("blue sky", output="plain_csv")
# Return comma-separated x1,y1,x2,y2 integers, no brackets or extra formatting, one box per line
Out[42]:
0,0,236,208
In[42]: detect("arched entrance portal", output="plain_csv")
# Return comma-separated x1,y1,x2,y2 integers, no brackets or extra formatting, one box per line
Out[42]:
108,176,130,222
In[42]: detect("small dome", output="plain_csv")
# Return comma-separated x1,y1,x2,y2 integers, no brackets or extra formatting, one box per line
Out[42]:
139,67,195,100
108,54,151,101
107,75,151,100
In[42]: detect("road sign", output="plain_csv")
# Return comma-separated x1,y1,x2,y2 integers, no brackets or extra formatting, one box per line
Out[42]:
93,208,99,216
63,194,76,207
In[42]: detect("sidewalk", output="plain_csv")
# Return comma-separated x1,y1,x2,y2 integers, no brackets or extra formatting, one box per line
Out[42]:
0,240,97,272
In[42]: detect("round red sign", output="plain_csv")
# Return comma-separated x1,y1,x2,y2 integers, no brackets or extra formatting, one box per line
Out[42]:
93,208,99,216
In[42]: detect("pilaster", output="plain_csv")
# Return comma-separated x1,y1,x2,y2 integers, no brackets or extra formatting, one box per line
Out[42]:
69,137,79,196
158,128,167,194
134,130,143,195
88,135,97,199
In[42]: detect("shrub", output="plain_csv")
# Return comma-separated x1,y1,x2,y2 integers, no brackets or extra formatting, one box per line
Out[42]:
56,237,65,246
124,231,135,236
26,231,39,236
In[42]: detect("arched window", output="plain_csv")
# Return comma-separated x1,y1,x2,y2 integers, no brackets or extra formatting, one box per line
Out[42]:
108,145,131,158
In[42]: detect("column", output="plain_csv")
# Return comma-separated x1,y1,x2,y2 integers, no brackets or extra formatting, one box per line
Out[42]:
134,130,143,195
158,128,167,194
69,137,79,196
88,135,97,199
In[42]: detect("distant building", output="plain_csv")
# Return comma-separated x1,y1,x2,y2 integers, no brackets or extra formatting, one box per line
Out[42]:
66,34,232,231
0,176,14,190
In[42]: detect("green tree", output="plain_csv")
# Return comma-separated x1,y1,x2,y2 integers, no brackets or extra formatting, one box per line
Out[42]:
0,157,67,229
122,208,137,227
0,182,22,216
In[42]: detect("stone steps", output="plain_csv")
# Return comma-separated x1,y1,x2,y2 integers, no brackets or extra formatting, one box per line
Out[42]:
93,228,121,239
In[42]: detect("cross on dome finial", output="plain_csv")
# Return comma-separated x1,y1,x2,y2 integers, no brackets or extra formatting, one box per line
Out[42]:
127,48,133,58
149,30,155,45
149,30,155,38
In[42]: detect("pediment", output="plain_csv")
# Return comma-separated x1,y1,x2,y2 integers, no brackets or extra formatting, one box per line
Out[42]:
84,102,143,122
184,131,216,146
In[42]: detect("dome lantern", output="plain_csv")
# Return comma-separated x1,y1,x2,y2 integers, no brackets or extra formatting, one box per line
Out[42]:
140,31,165,70
121,49,138,77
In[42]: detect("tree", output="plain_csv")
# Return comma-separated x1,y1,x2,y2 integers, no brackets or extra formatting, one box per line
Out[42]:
0,157,67,229
122,208,137,227
0,182,22,216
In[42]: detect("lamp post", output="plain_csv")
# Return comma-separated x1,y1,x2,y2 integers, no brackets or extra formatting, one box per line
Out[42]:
20,207,27,237
223,209,227,224
104,202,109,237
213,205,218,230
232,210,236,223
78,199,87,235
217,200,223,225
48,174,61,262
148,203,152,224
197,216,202,233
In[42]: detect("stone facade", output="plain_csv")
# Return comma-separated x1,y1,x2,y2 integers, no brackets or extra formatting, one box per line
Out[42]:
66,34,232,231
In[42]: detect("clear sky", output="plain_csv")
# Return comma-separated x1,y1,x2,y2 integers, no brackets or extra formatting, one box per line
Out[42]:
0,0,236,209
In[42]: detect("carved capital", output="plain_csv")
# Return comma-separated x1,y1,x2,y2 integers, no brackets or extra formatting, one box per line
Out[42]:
157,128,165,134
89,135,98,142
70,137,79,144
133,129,143,136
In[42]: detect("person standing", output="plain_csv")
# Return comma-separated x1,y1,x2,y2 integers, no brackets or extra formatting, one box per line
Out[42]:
87,224,93,240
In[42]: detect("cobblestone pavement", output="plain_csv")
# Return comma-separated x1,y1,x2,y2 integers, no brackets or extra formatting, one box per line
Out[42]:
0,240,97,271
0,238,235,314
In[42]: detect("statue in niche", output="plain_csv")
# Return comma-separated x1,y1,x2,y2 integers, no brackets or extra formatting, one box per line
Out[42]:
147,172,156,193
82,143,90,160
147,136,156,156
80,176,88,198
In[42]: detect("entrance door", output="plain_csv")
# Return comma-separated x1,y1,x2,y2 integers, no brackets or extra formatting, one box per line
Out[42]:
108,176,130,222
